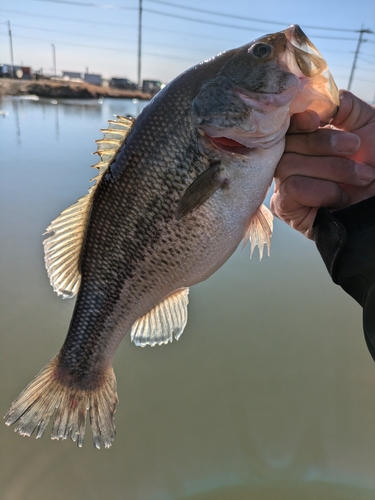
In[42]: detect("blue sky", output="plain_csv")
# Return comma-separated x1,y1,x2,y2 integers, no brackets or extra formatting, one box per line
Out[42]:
1,0,374,102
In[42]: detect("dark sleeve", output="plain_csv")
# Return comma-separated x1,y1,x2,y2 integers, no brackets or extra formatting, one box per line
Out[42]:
312,196,375,361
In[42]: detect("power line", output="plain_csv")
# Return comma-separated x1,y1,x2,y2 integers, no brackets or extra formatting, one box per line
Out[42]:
32,0,136,10
30,0,371,35
0,25,222,56
1,22,134,40
143,7,359,40
146,0,363,33
357,60,375,70
0,9,248,44
0,32,135,52
28,0,272,33
0,31,206,63
0,7,368,42
354,77,375,83
0,8,134,27
0,11,230,44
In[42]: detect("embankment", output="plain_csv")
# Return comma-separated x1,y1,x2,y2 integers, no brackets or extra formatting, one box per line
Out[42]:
0,79,151,100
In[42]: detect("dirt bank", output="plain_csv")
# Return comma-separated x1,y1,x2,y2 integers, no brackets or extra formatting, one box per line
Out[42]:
0,78,152,100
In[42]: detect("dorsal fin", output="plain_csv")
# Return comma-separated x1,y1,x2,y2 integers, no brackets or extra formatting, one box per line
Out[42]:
43,115,135,298
242,204,273,260
131,288,190,347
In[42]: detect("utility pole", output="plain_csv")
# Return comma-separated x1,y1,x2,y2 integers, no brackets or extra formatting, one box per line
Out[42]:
137,0,142,89
52,43,56,77
7,21,15,79
348,26,373,91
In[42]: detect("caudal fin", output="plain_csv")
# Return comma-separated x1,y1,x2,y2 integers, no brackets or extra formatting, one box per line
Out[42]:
4,356,118,449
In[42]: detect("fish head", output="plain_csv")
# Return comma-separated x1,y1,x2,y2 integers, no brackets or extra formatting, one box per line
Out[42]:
192,25,339,151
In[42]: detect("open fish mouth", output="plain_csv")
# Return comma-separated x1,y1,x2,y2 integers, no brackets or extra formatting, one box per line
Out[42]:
280,24,339,121
206,134,256,155
203,129,287,155
284,24,332,77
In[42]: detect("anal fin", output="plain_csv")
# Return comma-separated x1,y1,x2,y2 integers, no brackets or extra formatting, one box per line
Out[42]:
243,204,273,260
131,288,189,347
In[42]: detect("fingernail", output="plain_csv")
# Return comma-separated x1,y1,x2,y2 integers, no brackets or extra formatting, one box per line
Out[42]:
355,163,375,183
331,132,360,153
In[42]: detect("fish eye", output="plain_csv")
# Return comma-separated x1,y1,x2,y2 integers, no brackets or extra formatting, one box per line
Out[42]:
249,43,273,59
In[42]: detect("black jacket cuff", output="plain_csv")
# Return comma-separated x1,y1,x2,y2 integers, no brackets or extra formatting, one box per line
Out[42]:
312,196,375,359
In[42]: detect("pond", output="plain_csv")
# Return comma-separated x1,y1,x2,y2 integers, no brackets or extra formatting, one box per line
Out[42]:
1,95,375,499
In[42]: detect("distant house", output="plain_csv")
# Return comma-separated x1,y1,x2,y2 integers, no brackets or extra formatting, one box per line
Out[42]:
0,64,32,79
84,73,102,86
109,77,137,90
62,71,82,80
142,80,165,96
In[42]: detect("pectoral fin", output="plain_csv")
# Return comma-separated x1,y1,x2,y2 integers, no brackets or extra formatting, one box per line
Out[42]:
243,204,273,260
131,288,189,347
176,161,223,220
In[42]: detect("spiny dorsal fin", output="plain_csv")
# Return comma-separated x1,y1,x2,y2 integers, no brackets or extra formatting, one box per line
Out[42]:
43,115,135,298
242,204,273,260
131,288,190,347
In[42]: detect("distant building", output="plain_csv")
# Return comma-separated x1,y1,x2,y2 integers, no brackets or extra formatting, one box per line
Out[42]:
109,77,137,90
0,64,32,79
142,80,165,96
62,71,82,80
84,73,102,86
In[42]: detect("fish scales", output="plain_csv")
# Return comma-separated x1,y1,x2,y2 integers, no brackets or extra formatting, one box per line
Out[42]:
5,25,339,448
63,62,244,371
64,84,209,370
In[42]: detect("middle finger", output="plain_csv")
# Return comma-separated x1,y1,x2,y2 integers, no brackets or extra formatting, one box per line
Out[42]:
274,153,375,190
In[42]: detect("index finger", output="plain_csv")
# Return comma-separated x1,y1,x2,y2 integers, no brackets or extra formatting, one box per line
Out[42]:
284,128,361,157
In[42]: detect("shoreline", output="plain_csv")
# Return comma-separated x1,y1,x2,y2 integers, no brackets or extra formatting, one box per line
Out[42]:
0,78,152,100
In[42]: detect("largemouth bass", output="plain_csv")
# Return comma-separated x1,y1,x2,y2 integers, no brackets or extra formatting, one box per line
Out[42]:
5,25,339,448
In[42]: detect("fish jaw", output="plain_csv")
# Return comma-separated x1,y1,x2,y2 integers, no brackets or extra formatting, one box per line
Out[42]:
279,24,339,123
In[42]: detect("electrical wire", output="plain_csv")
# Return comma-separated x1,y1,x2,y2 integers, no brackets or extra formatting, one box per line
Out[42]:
28,0,370,40
146,0,363,33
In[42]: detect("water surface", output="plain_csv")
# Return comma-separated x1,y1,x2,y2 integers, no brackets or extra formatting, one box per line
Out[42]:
1,96,375,500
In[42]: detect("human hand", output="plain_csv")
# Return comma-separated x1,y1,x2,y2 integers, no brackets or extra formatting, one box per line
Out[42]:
270,90,375,238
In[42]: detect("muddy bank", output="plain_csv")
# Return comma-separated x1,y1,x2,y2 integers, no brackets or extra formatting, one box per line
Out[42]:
0,78,152,100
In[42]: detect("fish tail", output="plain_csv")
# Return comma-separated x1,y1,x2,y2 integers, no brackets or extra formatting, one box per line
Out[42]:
4,356,118,449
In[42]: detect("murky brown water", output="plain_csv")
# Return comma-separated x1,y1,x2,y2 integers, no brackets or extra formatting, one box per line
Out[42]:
1,96,375,500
